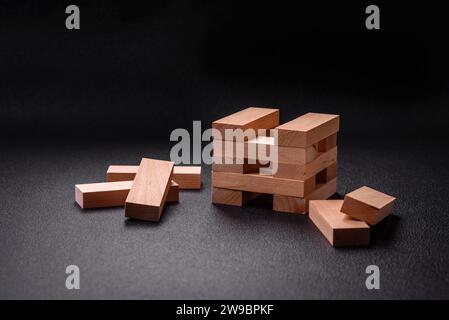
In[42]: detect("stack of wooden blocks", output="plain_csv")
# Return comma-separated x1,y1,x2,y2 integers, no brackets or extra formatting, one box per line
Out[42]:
211,107,339,214
75,159,201,222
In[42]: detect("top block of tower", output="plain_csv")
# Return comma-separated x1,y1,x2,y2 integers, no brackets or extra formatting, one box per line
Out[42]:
276,113,339,147
212,107,279,141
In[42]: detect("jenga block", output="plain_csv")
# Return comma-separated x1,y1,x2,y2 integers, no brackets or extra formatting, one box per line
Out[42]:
212,187,260,206
341,186,396,225
166,181,179,203
276,113,339,147
213,136,274,162
212,107,279,141
273,147,337,180
212,155,268,174
316,161,338,184
273,177,337,214
125,158,174,222
309,200,370,246
75,180,178,209
107,165,201,189
212,171,316,197
106,165,137,182
316,133,337,152
172,166,201,189
277,145,318,164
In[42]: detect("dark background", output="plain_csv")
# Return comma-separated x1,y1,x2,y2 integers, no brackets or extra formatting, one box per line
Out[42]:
0,1,448,299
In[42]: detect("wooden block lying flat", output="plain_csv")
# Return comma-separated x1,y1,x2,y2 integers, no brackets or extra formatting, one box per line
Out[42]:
125,158,174,222
341,186,396,225
212,187,260,206
277,145,318,165
166,181,179,203
172,166,201,189
276,113,339,147
273,147,337,180
316,162,338,184
75,181,178,209
273,177,337,214
107,165,201,189
309,200,370,246
212,107,279,141
212,171,316,197
213,136,274,162
212,163,262,174
317,133,337,152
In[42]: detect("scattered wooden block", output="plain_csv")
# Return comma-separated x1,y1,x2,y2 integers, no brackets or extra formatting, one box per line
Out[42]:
125,158,174,222
212,187,260,206
106,165,137,182
75,181,132,209
273,147,337,180
166,181,179,203
341,186,396,225
276,113,339,147
75,180,178,209
172,166,201,189
309,200,370,246
273,177,337,214
107,165,201,189
212,107,279,141
212,171,316,197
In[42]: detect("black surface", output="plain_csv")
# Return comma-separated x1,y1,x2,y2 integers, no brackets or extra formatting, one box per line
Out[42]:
0,136,448,299
1,1,449,299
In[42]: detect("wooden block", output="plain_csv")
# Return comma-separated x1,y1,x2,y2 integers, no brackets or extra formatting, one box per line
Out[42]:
277,145,318,165
107,165,201,189
212,187,260,206
316,161,338,184
172,166,201,189
316,133,337,152
212,171,316,197
212,107,279,141
212,162,262,174
75,180,178,209
341,186,396,225
166,181,179,203
106,165,137,182
213,136,274,162
276,113,339,147
309,200,370,246
273,147,337,180
273,177,337,214
125,158,174,222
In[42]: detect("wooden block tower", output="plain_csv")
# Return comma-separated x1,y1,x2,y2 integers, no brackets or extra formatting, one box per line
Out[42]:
211,107,340,214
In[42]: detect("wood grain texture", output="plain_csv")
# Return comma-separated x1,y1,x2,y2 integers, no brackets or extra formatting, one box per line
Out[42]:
273,177,337,214
273,147,337,180
212,171,316,197
107,165,201,189
341,186,396,225
125,158,174,222
212,107,279,141
309,200,370,246
317,133,337,152
75,180,178,209
276,113,339,147
212,187,260,206
166,181,179,203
